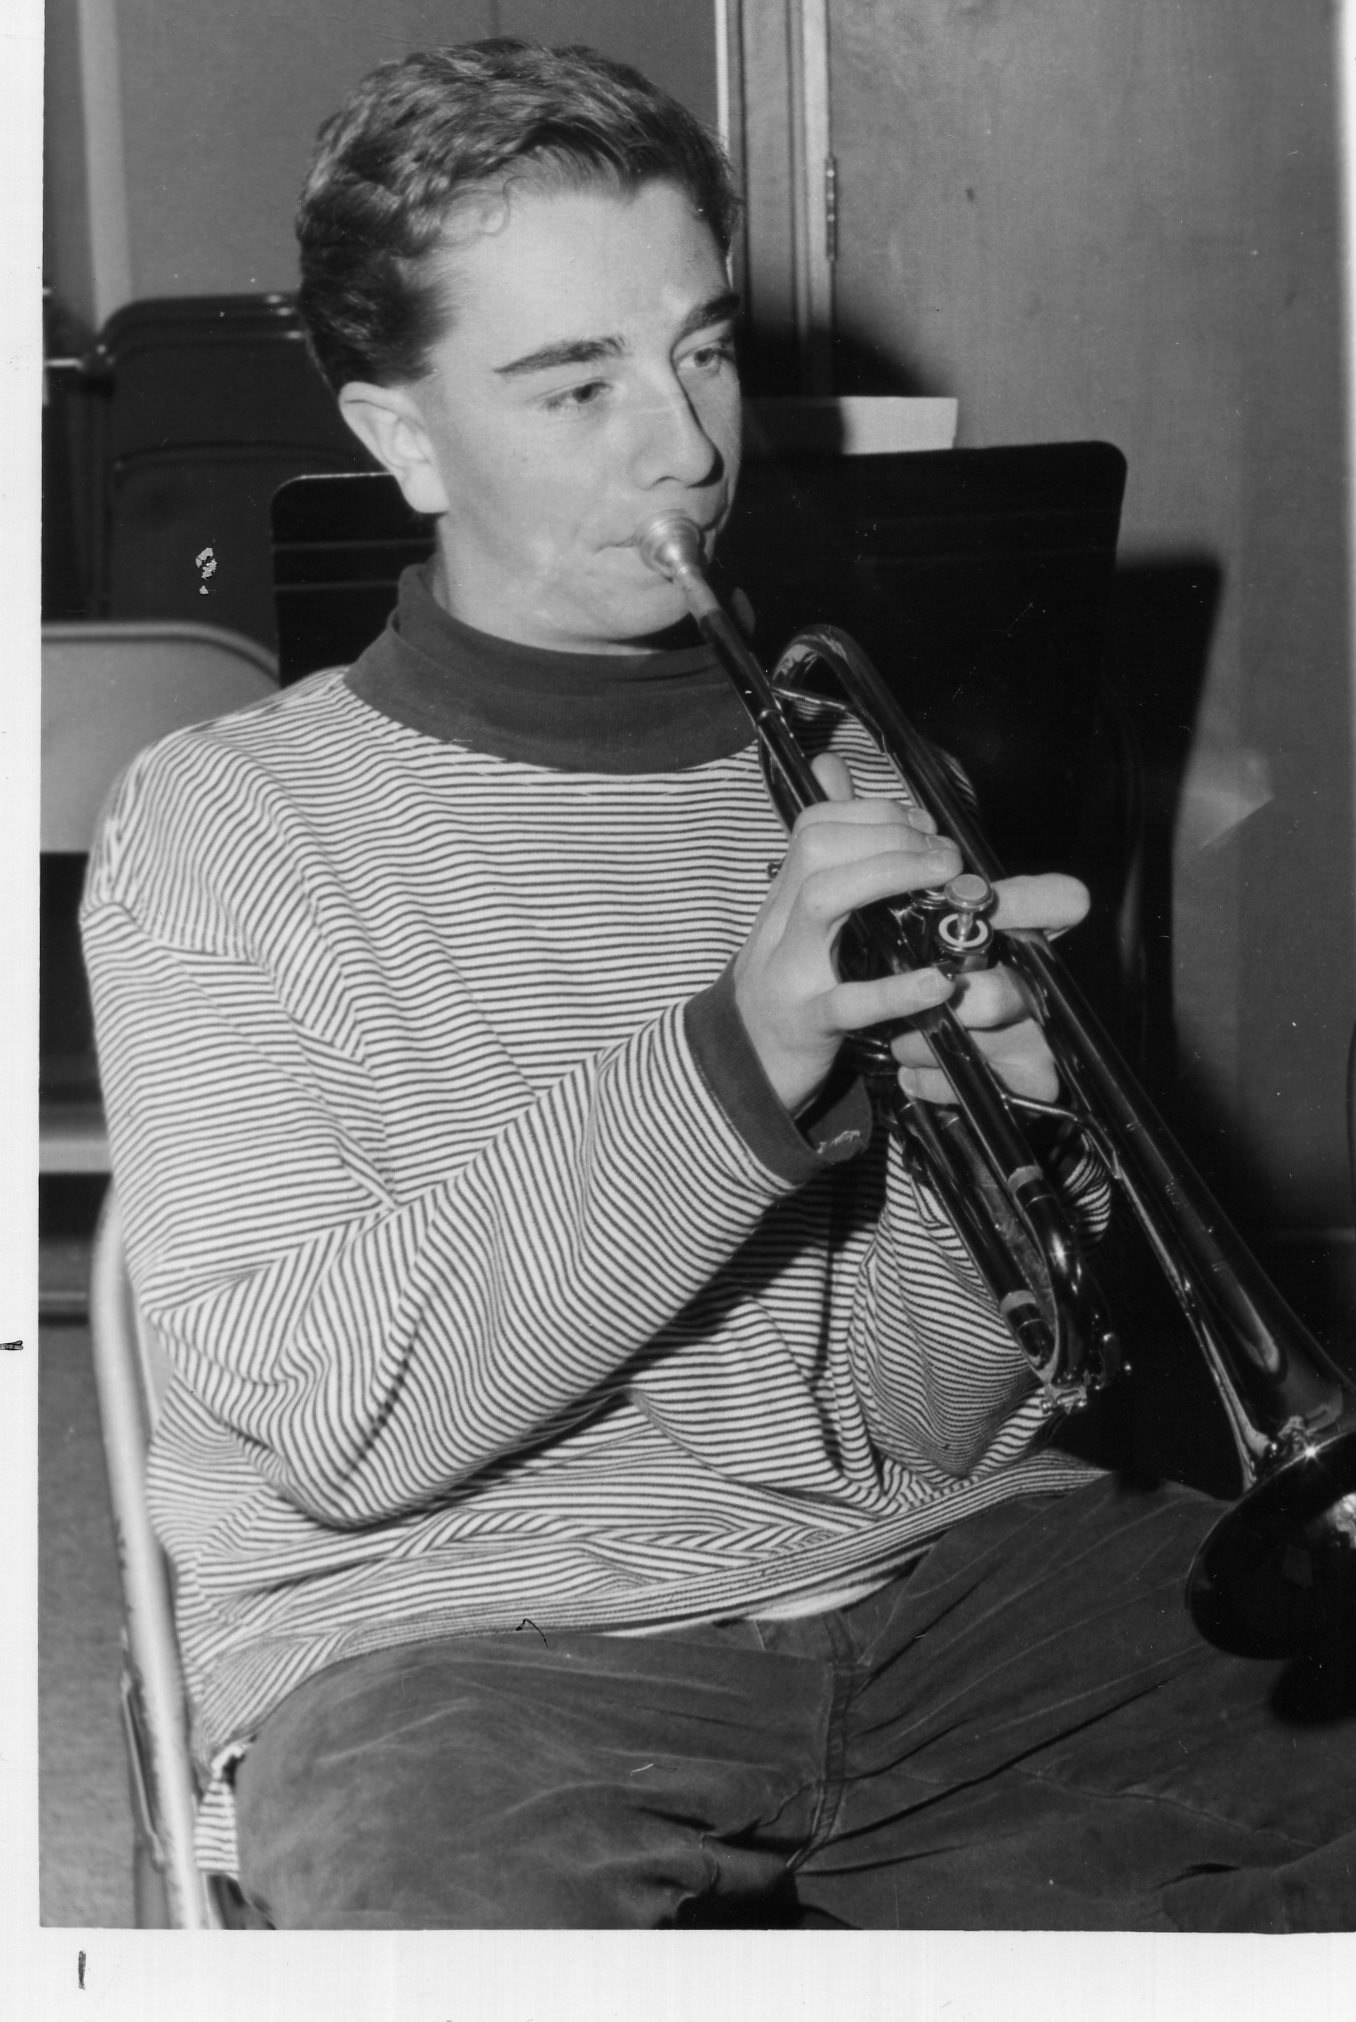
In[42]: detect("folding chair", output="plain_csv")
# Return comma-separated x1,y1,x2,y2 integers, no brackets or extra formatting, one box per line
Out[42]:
88,1188,232,1927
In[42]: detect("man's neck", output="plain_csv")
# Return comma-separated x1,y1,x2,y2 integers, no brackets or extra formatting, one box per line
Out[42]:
344,562,755,773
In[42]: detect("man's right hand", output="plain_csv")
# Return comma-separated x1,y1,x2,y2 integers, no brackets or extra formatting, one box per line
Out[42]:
732,753,962,1115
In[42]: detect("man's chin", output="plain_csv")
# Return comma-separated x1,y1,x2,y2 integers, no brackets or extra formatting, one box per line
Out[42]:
587,570,696,650
628,613,704,652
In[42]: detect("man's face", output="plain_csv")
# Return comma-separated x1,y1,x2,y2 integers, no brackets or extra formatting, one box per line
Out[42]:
388,179,741,654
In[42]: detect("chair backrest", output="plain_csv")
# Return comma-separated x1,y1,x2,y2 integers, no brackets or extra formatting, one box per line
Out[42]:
90,295,373,649
272,472,436,688
41,620,278,853
92,295,345,458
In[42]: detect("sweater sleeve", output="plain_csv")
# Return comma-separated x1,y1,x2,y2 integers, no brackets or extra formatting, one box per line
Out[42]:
81,732,833,1532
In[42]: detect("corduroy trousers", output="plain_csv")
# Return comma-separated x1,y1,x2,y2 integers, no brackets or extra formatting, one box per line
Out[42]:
234,1474,1356,1929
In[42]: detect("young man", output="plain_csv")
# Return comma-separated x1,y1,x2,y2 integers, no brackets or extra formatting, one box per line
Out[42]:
83,41,1355,1929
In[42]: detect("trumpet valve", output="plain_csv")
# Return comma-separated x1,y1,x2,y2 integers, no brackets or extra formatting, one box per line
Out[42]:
916,872,997,973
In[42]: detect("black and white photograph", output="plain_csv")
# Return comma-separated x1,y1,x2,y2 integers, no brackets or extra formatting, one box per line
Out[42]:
18,1,1356,2014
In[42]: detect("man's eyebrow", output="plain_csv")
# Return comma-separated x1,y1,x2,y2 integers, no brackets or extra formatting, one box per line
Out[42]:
492,290,742,380
674,288,742,344
494,333,624,379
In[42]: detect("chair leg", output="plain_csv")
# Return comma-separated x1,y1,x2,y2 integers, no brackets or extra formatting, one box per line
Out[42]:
131,1827,172,1930
121,1665,172,1928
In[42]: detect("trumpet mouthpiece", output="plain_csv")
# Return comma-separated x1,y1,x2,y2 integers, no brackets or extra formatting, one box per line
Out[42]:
635,513,706,582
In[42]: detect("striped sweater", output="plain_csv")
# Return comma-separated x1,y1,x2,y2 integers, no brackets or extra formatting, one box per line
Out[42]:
82,566,1100,1867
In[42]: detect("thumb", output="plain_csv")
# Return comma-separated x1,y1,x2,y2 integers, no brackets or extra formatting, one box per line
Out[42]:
811,751,858,804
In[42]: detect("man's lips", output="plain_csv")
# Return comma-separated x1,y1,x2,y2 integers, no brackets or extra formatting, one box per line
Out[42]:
617,513,722,554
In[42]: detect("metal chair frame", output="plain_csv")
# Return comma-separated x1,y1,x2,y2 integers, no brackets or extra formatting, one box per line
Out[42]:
89,1188,227,1927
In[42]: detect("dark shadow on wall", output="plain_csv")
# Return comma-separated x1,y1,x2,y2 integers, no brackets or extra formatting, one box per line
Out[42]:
1040,554,1245,1498
1056,557,1354,1489
1101,559,1353,1310
742,321,944,405
831,325,941,401
1090,555,1225,1085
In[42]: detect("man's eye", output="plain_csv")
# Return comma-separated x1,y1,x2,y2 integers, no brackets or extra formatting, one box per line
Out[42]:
543,380,610,413
684,338,737,375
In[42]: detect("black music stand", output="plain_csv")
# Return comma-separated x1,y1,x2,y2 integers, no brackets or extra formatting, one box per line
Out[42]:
271,444,1126,878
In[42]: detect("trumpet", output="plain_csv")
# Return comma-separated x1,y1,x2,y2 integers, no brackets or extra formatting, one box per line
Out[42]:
639,510,1356,1659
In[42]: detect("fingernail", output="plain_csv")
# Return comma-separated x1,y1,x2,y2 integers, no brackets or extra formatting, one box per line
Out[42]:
905,808,937,832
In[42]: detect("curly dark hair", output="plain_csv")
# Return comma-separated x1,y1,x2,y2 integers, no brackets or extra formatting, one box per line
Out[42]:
296,39,741,392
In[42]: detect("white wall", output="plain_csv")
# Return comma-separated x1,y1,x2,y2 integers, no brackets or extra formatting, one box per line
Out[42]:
45,0,718,332
824,0,1355,1240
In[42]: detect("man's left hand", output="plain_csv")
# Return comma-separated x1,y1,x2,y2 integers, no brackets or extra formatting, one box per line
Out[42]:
890,873,1088,1104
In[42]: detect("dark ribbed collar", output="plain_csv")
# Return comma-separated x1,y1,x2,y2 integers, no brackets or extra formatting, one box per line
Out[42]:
345,562,755,772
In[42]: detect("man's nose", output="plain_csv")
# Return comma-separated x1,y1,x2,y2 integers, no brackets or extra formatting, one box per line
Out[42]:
630,378,723,489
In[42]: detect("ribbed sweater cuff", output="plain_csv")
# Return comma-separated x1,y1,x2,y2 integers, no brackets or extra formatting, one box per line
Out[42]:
684,966,873,1187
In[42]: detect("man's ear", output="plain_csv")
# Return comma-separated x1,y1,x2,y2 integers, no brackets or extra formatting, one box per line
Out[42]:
338,382,448,518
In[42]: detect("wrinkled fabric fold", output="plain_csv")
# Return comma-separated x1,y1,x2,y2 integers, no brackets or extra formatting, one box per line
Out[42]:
235,1474,1356,1930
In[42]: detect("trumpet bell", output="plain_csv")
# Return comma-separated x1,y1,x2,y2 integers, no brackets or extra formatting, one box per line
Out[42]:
1188,1422,1356,1657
